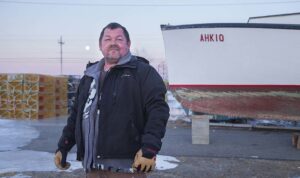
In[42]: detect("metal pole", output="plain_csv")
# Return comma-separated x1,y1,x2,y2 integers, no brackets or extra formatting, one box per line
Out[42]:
58,36,64,75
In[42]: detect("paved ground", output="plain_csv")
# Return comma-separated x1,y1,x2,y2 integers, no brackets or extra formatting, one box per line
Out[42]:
1,117,300,178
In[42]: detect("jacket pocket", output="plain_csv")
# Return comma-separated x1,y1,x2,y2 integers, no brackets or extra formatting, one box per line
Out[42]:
129,120,140,144
102,116,141,158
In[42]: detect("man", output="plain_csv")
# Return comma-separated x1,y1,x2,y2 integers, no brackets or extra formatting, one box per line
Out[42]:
54,22,169,178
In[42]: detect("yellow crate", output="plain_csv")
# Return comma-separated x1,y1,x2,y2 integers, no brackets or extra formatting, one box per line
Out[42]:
7,82,23,93
0,74,72,120
0,109,14,119
0,74,8,82
14,100,24,110
23,74,39,83
0,90,7,95
23,90,38,95
29,109,55,119
24,83,55,94
24,109,50,119
14,109,25,119
0,81,7,91
22,93,54,107
5,100,23,110
23,94,38,106
7,74,23,83
23,93,55,102
23,110,38,119
23,102,38,110
8,92,23,101
0,91,8,102
23,82,39,92
0,100,9,109
24,101,55,110
0,109,6,117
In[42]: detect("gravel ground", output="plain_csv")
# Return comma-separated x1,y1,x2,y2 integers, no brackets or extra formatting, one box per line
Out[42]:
1,118,300,178
2,157,300,178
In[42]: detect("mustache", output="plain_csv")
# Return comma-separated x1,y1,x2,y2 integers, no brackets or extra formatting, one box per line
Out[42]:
109,45,120,50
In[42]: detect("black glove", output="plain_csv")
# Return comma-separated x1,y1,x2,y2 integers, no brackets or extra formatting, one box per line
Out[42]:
54,149,71,170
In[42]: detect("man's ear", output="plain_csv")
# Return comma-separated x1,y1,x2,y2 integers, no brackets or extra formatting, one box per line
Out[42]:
127,41,131,48
99,40,102,51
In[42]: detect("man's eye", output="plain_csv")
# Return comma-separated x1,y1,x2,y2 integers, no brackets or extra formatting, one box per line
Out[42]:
117,38,123,41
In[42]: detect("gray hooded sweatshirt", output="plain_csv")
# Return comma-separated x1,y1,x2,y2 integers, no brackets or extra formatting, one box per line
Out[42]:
81,52,133,172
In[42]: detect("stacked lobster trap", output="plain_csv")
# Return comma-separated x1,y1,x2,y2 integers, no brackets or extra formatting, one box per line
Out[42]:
0,73,68,119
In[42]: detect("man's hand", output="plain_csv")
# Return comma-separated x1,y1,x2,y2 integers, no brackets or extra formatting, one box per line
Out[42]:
54,150,71,170
132,149,156,172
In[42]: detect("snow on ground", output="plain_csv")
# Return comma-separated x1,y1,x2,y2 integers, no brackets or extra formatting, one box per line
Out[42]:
0,150,82,173
0,118,179,174
167,91,191,122
156,155,180,170
0,119,39,151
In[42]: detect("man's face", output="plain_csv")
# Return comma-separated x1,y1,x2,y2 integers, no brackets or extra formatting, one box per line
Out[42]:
100,27,131,64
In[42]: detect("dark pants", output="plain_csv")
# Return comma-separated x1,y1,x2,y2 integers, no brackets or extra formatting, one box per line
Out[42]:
86,170,147,178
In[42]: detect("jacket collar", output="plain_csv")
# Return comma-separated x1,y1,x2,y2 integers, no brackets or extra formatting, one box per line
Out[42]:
84,52,138,78
84,59,103,78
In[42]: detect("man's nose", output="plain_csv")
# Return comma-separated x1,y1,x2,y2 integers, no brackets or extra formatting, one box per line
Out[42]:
111,39,117,45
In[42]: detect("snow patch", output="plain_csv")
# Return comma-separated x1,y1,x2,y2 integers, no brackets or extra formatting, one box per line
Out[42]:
167,91,191,122
156,155,180,170
0,150,82,173
0,118,179,174
0,150,179,173
2,173,32,178
0,119,39,151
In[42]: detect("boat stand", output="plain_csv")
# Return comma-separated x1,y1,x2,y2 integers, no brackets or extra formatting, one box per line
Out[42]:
192,114,212,144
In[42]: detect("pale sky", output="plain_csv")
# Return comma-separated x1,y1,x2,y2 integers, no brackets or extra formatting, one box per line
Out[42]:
0,0,300,75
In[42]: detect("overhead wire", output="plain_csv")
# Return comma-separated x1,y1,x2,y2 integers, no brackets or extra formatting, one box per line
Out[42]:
0,57,94,63
0,0,300,7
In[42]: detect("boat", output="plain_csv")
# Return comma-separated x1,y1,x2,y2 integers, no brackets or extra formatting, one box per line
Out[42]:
161,23,300,121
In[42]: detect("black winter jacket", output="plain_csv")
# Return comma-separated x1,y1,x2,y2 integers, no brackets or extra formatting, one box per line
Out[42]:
58,56,169,161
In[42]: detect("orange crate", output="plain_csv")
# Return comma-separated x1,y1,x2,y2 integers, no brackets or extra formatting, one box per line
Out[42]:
56,108,68,116
39,84,55,93
39,75,55,84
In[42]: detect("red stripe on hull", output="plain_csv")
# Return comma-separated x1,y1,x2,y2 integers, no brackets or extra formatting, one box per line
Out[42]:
169,84,300,92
